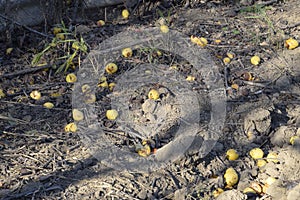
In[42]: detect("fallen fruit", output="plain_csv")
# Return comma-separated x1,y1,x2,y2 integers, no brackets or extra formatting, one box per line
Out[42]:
160,25,169,33
190,36,198,44
212,188,224,198
231,83,239,90
137,144,151,157
169,65,178,70
30,90,41,100
251,55,260,66
250,182,263,194
156,50,162,56
285,38,298,50
198,37,208,47
105,63,118,74
148,89,160,100
122,47,133,58
43,102,54,109
223,57,231,64
249,148,264,159
99,76,107,82
97,20,105,26
226,149,239,161
256,159,267,167
6,48,13,55
84,93,96,104
122,9,130,19
66,73,77,83
106,109,118,120
247,131,255,140
98,81,108,88
64,122,77,132
224,167,239,187
81,84,91,93
266,152,279,163
227,52,235,59
215,39,222,44
186,75,196,81
72,109,84,121
290,135,299,145
108,82,116,91
190,36,208,47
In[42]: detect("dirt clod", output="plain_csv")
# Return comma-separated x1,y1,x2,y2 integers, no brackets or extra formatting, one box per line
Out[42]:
216,189,247,200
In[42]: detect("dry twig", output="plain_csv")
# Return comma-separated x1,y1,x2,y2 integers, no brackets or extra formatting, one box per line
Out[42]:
0,65,52,79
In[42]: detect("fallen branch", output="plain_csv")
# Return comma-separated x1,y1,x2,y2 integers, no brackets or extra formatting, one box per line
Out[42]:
0,65,52,79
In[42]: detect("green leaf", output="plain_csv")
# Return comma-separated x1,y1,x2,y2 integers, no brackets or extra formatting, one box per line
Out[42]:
31,52,43,66
222,27,228,31
232,29,240,35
